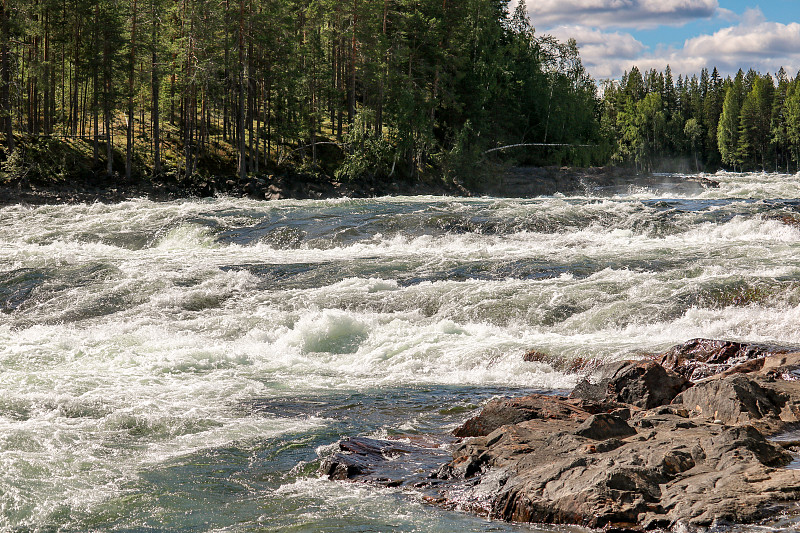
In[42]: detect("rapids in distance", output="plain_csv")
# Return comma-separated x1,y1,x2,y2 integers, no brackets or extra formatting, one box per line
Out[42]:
3,171,800,531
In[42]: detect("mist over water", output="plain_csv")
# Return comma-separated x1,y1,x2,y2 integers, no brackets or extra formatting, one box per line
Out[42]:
3,171,800,531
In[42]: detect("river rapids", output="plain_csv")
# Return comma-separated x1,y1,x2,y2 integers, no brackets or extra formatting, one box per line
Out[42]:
3,172,800,531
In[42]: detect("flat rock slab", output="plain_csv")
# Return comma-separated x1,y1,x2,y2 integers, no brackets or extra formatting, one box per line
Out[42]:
319,435,453,488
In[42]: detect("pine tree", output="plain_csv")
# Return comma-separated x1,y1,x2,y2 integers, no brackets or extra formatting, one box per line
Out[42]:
718,77,744,170
738,74,774,170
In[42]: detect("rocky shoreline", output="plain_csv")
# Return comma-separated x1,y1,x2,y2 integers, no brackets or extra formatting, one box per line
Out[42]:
320,339,800,532
0,166,698,206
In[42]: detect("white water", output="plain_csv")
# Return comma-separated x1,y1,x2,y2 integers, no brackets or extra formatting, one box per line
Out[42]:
2,171,800,531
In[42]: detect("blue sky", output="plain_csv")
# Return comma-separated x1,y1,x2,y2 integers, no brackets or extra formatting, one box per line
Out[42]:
519,0,800,79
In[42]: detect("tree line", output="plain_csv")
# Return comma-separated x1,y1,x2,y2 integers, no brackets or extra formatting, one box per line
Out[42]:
0,0,604,186
5,0,797,187
601,65,800,173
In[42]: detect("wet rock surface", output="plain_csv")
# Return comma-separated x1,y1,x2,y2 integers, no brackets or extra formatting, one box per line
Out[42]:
320,339,800,531
570,360,691,409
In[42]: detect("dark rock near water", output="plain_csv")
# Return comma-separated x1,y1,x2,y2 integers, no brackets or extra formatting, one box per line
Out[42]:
522,349,600,373
319,436,453,488
685,176,720,188
1,167,716,206
320,342,800,531
453,394,602,438
570,359,690,409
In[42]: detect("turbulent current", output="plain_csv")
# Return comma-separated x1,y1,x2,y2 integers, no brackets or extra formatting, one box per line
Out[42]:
3,172,800,531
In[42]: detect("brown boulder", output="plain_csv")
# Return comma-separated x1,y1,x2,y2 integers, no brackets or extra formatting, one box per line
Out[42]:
522,349,600,373
453,394,597,438
320,350,800,531
673,375,785,425
440,409,796,530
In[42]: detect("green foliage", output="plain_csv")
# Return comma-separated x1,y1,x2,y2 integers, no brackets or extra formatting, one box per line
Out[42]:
1,138,95,183
684,117,702,170
436,121,489,188
2,0,605,186
335,110,394,182
784,81,800,166
601,63,800,173
718,81,743,169
738,75,774,169
15,0,800,182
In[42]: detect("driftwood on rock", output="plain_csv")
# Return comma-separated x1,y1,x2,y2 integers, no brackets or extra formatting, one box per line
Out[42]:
319,339,800,532
657,338,796,381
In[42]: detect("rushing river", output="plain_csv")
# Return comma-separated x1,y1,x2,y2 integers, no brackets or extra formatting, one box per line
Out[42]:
3,172,800,532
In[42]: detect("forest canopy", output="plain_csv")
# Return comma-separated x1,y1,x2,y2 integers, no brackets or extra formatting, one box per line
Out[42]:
601,65,800,174
0,0,602,187
1,0,799,190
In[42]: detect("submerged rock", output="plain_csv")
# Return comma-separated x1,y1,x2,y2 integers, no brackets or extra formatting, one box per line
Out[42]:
685,176,720,188
319,436,453,488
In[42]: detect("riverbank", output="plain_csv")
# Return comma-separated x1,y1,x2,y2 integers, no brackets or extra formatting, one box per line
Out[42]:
0,165,681,206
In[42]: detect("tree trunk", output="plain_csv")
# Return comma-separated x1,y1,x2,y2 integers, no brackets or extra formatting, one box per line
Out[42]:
248,35,254,173
152,0,161,176
93,72,99,164
0,0,13,153
43,9,51,135
348,0,357,123
92,4,99,164
237,0,246,180
71,10,82,137
126,0,138,181
184,6,194,180
104,27,113,178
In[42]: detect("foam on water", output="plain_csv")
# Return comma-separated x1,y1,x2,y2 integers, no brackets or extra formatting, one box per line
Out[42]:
2,172,800,530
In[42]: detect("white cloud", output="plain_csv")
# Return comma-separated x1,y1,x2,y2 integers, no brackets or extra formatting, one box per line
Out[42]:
557,10,800,79
526,0,718,30
545,26,646,78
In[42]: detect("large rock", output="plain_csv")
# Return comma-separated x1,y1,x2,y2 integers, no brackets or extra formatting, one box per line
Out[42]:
453,394,600,438
570,360,690,409
658,338,794,381
437,410,797,530
673,375,785,426
320,350,800,531
671,372,800,436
